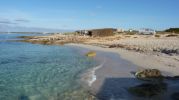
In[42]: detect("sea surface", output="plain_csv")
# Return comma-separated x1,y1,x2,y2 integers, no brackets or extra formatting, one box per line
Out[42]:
0,33,97,100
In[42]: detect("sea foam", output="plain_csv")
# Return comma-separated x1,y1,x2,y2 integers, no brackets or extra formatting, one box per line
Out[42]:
81,60,105,87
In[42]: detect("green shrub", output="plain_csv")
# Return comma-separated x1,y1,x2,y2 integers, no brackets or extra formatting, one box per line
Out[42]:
165,28,179,34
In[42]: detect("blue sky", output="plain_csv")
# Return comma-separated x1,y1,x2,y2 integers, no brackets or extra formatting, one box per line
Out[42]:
0,0,179,30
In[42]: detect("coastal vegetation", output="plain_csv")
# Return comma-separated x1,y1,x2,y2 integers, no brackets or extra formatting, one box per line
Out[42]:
165,28,179,34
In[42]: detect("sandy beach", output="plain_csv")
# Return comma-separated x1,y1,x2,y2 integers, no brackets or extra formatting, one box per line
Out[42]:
19,34,179,99
66,43,179,99
68,43,179,75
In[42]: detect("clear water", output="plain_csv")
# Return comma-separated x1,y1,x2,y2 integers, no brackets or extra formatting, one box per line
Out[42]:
0,33,96,100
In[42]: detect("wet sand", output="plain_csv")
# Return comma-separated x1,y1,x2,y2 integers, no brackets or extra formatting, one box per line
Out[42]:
67,44,179,100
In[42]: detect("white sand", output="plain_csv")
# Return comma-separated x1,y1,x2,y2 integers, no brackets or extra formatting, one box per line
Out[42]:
67,43,179,99
68,43,179,76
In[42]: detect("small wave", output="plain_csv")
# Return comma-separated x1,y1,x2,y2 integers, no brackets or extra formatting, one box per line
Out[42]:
81,60,105,87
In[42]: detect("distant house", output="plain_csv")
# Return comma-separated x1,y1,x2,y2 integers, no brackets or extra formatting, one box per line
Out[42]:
138,28,156,35
75,30,88,36
117,28,124,33
76,28,117,37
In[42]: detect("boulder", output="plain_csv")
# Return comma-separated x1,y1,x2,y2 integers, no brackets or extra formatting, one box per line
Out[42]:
135,69,163,81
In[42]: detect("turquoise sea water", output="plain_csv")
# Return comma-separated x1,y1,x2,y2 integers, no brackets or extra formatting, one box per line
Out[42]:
0,33,96,100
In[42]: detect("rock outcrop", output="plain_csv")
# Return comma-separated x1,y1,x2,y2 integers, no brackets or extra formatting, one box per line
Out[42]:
135,69,163,81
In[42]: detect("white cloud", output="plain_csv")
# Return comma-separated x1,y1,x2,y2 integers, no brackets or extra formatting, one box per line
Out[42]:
0,9,36,27
0,18,17,25
0,8,76,29
15,18,30,23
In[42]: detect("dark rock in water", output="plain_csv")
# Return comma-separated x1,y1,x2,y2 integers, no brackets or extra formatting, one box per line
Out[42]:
0,61,11,64
171,92,179,100
18,95,29,100
135,69,163,81
17,36,34,39
0,59,15,64
128,83,167,97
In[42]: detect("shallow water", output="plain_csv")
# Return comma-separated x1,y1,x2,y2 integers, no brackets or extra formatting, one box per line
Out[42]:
0,33,97,100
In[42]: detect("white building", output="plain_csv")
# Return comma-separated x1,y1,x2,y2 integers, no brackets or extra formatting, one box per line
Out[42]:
117,28,124,33
138,28,156,35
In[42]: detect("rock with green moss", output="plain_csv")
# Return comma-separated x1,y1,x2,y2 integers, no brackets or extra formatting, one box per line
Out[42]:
135,69,163,81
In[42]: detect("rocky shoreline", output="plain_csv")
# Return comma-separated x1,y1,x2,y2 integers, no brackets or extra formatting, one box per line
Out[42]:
18,34,179,55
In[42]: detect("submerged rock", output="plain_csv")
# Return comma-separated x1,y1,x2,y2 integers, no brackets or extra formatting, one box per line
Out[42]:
135,69,163,81
85,51,96,57
17,36,34,39
18,95,29,100
128,83,167,97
